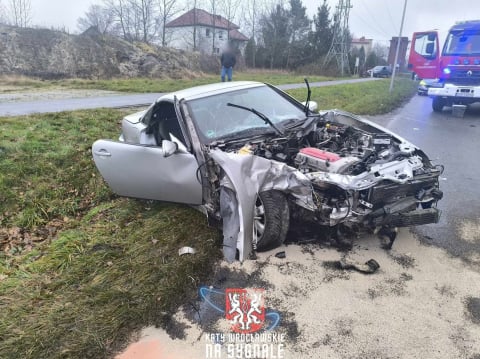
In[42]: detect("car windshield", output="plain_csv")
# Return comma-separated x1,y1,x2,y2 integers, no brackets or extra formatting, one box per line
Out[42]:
186,86,306,141
443,30,480,55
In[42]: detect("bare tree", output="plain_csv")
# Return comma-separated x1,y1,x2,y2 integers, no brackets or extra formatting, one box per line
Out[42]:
221,0,240,42
157,0,181,46
136,0,156,43
0,1,7,24
6,0,32,28
105,0,157,43
192,0,199,50
243,0,269,67
77,4,115,35
208,0,218,54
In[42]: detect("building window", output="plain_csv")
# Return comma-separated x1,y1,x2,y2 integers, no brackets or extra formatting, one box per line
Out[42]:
219,31,223,39
214,47,220,54
206,28,211,37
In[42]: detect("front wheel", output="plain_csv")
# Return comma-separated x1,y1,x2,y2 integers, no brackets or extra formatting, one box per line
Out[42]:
432,97,445,112
254,190,289,252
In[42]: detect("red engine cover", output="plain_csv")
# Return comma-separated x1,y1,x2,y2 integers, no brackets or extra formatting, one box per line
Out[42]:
299,148,340,162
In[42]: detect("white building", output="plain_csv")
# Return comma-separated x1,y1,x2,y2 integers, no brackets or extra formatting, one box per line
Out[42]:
351,36,373,54
165,8,249,55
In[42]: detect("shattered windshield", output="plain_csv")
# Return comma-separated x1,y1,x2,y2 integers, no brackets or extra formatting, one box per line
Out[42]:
443,30,480,55
186,86,305,141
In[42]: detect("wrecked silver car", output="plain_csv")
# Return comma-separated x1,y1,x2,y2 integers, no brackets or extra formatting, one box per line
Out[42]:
92,81,443,261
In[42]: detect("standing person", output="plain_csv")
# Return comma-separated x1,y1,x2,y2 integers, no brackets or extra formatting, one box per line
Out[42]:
220,46,236,82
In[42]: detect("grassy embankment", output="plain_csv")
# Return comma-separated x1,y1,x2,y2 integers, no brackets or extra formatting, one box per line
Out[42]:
0,78,417,359
0,71,334,93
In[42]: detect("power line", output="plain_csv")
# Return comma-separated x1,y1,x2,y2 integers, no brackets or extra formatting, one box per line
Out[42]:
385,1,399,34
357,0,392,37
353,10,390,40
324,0,353,76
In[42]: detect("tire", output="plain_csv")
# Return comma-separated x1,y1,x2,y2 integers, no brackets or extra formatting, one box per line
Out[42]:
254,190,289,252
432,97,445,112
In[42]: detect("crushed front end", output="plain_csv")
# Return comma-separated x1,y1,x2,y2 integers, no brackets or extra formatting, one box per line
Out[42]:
208,109,443,259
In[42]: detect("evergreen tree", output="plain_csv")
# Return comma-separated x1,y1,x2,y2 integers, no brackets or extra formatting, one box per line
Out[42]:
365,51,378,69
259,4,290,69
286,0,311,68
310,0,333,57
245,37,256,68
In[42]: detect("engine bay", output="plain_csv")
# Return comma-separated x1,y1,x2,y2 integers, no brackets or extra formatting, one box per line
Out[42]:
212,111,443,230
218,112,418,176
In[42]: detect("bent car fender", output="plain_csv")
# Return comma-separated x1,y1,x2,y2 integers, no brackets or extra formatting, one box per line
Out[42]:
210,150,314,262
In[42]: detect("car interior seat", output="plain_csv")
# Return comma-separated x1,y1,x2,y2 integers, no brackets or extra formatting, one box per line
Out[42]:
145,103,186,146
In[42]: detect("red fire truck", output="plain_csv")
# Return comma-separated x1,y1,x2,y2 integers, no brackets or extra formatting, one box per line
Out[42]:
408,20,480,113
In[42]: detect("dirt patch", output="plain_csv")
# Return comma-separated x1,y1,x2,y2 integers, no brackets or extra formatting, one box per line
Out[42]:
117,230,480,359
457,219,480,244
388,251,416,268
0,89,121,103
465,297,480,325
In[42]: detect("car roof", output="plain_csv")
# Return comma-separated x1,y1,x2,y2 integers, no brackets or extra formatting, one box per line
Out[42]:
157,81,266,102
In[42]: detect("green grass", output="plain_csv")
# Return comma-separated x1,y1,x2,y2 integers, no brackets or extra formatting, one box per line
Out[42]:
0,75,53,93
63,72,334,93
286,78,418,115
0,109,220,358
1,71,334,94
0,80,416,359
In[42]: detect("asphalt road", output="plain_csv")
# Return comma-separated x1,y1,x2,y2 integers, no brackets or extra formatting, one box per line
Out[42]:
368,95,480,261
0,77,379,117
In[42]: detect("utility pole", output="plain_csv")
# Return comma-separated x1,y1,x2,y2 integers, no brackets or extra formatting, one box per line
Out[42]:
389,0,408,93
324,0,353,76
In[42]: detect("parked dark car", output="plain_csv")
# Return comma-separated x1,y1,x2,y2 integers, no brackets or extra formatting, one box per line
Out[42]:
417,79,441,95
369,66,392,78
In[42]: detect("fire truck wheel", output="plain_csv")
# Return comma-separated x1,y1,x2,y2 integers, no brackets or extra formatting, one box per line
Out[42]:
432,97,445,112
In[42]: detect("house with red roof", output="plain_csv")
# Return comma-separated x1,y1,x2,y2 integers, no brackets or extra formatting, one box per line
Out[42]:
165,8,249,55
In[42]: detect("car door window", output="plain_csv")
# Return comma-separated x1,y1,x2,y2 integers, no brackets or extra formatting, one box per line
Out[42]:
144,102,186,146
414,33,437,58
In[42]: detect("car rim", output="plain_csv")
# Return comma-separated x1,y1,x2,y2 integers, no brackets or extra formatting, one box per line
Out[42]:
253,196,266,247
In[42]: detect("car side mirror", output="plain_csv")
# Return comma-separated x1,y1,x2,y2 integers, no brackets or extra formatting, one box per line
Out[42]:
301,101,318,113
162,140,178,158
308,101,318,113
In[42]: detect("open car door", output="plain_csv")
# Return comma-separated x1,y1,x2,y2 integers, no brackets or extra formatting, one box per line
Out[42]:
408,31,440,79
92,140,203,205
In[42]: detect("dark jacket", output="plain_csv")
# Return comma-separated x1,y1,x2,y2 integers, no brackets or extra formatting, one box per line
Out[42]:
221,51,236,68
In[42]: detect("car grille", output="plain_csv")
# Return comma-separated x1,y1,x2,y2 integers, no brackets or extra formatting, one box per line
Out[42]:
368,173,438,204
449,69,480,85
376,208,440,227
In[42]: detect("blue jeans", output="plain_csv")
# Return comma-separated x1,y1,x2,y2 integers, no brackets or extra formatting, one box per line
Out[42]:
221,66,233,82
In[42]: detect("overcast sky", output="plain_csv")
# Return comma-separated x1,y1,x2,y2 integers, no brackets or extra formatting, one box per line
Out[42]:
28,0,480,44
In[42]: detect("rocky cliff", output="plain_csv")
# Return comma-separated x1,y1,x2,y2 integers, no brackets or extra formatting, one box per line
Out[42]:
0,25,201,79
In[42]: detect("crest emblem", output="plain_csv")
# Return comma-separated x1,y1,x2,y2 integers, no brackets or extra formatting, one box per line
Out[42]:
467,70,473,77
225,288,265,333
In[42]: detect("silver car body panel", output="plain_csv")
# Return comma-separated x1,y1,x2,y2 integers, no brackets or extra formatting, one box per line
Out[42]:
92,140,203,204
123,109,147,124
121,118,148,144
156,81,264,103
210,149,315,262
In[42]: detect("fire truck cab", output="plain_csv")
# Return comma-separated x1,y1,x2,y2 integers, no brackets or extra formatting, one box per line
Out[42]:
408,20,480,114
